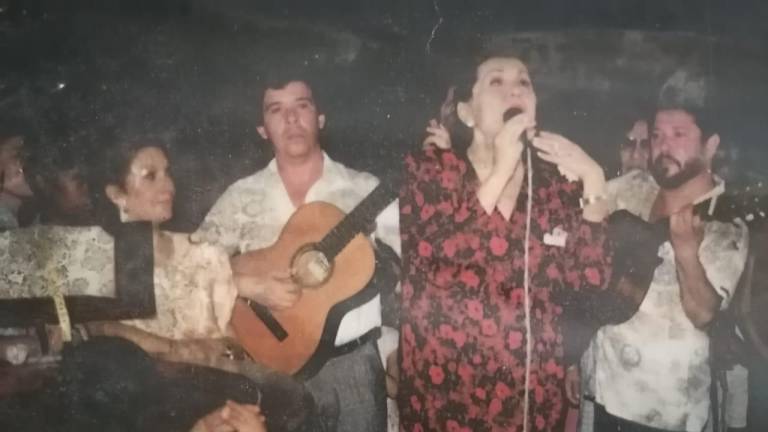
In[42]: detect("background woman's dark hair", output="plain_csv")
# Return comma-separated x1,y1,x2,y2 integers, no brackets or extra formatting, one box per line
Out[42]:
89,134,170,235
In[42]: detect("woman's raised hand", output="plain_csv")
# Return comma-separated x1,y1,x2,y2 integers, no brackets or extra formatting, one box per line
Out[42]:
422,119,451,150
491,111,535,177
531,131,604,185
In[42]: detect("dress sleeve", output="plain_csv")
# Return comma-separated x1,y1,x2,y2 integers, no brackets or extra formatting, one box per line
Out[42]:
399,150,442,305
556,179,613,366
399,152,423,304
560,183,611,295
207,244,240,336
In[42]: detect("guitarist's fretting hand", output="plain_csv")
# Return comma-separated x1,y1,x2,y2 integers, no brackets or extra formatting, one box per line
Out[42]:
669,204,705,259
236,270,302,311
669,204,721,328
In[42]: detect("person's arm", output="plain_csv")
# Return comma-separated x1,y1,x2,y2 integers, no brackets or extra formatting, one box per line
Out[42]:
475,116,529,216
86,321,231,367
232,269,301,311
671,207,748,328
531,131,608,223
86,321,174,354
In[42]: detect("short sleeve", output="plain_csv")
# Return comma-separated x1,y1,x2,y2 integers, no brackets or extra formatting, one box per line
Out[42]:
205,244,240,335
192,186,244,256
700,220,749,309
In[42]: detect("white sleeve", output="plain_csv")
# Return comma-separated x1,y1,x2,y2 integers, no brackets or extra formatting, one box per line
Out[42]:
700,220,749,309
374,199,401,257
191,187,244,256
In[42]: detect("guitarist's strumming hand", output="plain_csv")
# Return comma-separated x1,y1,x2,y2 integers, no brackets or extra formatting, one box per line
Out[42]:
236,270,302,311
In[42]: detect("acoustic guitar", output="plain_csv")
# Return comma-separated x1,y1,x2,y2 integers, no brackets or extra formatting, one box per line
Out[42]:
603,182,767,325
229,181,397,378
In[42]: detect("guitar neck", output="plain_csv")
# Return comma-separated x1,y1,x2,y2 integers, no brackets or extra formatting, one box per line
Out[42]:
315,180,398,260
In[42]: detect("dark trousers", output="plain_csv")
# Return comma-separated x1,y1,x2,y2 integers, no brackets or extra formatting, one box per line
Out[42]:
748,359,768,432
304,339,387,432
594,403,677,432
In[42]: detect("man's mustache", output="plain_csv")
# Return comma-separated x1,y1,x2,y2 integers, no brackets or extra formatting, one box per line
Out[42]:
652,155,681,169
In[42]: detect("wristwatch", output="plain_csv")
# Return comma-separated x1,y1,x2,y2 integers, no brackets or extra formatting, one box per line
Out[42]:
580,193,607,209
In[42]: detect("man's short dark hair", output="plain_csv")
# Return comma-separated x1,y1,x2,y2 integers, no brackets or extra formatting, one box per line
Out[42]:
255,73,321,125
654,70,718,140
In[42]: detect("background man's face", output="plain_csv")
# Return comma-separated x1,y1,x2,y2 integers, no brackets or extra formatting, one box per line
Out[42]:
0,136,33,197
257,81,325,160
620,119,649,174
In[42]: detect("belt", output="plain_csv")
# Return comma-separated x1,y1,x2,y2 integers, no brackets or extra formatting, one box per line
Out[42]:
331,327,381,358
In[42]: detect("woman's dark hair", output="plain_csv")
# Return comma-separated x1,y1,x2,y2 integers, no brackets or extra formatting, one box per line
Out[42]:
439,50,533,158
89,135,170,234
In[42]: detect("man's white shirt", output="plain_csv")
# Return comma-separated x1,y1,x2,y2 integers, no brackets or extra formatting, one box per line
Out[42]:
589,170,748,431
193,152,400,346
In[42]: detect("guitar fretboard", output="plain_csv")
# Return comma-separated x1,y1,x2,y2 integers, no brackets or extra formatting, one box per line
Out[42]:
315,180,398,260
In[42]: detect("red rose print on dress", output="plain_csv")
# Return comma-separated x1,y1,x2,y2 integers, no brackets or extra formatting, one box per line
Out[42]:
398,151,610,431
584,266,602,286
459,269,480,288
465,299,484,321
442,238,457,257
489,236,509,256
418,240,432,257
507,330,523,350
481,319,498,336
429,365,445,385
488,398,503,417
420,204,435,221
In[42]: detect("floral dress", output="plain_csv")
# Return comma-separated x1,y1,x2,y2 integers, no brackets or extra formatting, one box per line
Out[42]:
398,149,611,432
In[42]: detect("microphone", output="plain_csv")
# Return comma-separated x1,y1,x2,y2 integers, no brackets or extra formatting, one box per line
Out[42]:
502,108,557,174
502,108,533,150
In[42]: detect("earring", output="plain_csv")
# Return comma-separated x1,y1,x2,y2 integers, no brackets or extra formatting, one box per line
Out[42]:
118,199,131,223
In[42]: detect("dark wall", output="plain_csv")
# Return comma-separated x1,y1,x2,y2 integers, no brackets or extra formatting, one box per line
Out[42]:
2,0,767,230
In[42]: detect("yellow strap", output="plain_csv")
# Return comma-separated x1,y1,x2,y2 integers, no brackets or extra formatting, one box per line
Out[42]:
45,258,72,342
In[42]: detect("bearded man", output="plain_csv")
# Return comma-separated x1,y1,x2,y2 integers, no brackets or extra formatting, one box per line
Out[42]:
579,101,749,432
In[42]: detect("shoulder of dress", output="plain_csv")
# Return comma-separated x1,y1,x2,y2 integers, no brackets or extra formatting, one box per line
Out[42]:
406,148,464,173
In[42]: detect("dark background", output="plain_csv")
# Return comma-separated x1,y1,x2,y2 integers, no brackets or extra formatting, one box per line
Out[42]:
2,0,767,231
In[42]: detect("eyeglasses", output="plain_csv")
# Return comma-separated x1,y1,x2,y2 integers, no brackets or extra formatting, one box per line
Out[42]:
621,137,649,150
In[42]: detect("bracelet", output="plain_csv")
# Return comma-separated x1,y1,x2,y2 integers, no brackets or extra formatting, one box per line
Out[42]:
579,193,607,209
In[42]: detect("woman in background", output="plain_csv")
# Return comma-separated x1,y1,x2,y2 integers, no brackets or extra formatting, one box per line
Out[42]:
0,127,34,230
79,136,322,432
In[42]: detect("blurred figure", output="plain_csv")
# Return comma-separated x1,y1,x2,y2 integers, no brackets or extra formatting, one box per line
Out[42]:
0,129,33,230
27,147,93,226
618,119,650,176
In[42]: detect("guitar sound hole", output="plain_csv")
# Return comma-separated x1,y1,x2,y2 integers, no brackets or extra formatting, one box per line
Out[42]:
291,245,332,288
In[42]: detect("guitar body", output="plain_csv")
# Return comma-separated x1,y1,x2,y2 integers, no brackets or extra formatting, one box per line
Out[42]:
603,210,667,324
229,201,376,376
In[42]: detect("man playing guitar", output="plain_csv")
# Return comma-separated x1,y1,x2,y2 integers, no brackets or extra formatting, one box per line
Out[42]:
193,75,399,432
575,96,749,432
